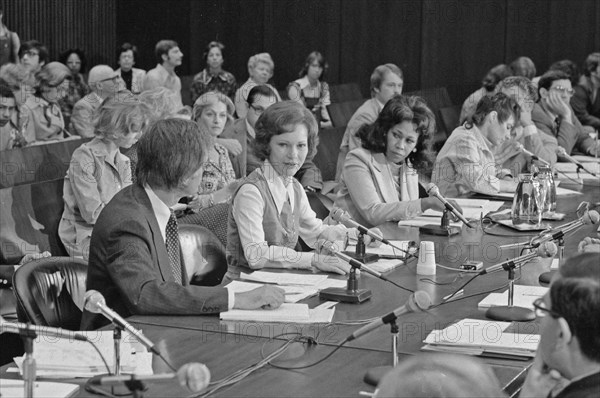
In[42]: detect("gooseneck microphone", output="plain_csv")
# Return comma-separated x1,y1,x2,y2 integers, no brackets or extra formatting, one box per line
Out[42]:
0,315,88,341
320,241,384,279
556,147,597,177
344,291,432,342
479,241,558,275
425,183,473,228
529,210,600,248
84,290,159,354
516,143,550,166
330,208,417,259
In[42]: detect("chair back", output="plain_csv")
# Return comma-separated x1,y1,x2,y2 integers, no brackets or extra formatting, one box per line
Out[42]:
329,83,363,103
313,126,346,182
179,224,227,286
327,99,365,128
12,257,87,330
178,203,229,247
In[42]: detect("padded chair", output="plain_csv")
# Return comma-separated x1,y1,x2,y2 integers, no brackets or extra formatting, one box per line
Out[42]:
179,224,227,286
327,99,365,128
329,83,363,103
178,203,229,248
12,257,87,330
439,105,461,137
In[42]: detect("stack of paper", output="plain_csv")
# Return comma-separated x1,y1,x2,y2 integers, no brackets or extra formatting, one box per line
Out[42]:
0,379,79,398
422,318,539,359
226,280,319,303
422,198,504,219
398,217,463,228
11,330,152,378
220,303,334,324
241,271,329,286
478,285,548,310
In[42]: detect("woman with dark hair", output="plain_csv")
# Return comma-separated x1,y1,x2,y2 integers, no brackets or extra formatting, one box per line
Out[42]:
58,48,90,127
459,63,512,124
287,51,331,126
226,101,381,280
0,8,20,67
432,92,520,197
335,95,457,227
115,43,146,94
191,41,237,103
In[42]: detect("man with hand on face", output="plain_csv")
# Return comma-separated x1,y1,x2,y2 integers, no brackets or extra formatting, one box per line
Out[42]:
532,70,600,157
0,82,31,150
520,253,600,398
143,40,184,108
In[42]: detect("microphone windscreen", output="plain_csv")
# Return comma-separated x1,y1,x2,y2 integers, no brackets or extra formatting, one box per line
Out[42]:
331,208,349,223
538,242,558,258
425,183,438,196
410,291,432,312
556,147,567,156
585,210,600,225
83,290,105,313
177,363,211,393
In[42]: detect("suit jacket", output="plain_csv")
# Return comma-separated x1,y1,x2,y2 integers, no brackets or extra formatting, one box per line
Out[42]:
532,102,594,156
553,371,599,398
80,183,228,330
69,92,102,138
220,118,259,179
334,148,421,227
116,67,146,94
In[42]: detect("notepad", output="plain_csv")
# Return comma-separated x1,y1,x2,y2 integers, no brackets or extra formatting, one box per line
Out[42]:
422,199,504,219
0,379,79,398
478,285,548,310
220,303,335,323
398,217,463,228
226,280,319,303
240,271,329,286
346,240,412,258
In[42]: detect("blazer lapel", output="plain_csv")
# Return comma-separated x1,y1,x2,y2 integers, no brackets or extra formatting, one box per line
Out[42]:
371,153,398,203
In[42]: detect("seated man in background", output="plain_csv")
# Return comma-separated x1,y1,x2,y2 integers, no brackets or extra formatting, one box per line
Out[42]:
493,76,558,173
18,40,48,74
81,118,284,330
532,70,600,157
336,63,403,180
459,63,512,124
520,252,599,398
0,82,31,150
571,52,600,132
143,40,184,108
69,65,125,138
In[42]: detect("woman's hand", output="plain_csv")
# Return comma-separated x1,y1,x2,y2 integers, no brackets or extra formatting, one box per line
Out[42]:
364,228,383,247
421,197,464,216
578,237,600,253
19,251,51,265
312,240,350,275
519,353,566,398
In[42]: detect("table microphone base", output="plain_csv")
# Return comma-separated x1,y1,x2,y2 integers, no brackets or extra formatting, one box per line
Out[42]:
538,271,555,286
364,365,393,386
341,251,379,264
319,288,372,303
419,224,461,236
486,306,535,322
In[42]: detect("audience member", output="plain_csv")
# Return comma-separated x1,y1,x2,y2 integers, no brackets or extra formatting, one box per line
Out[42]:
520,253,600,398
23,62,71,142
58,48,90,128
70,65,124,138
459,63,512,124
220,84,278,178
510,56,536,80
432,93,520,196
234,52,281,118
335,95,459,227
0,82,30,150
191,41,237,103
336,63,403,180
0,8,20,67
143,40,184,108
59,93,147,259
494,76,558,172
115,43,146,94
376,353,507,398
532,59,580,87
287,51,331,126
0,62,34,106
18,40,48,74
571,52,600,131
532,70,599,156
81,118,284,330
188,92,238,211
226,101,380,280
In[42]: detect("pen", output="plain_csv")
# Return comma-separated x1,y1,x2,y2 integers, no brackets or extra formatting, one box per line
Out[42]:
284,292,304,295
443,289,464,301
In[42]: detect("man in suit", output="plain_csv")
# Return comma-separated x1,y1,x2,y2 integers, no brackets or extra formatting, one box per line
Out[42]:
70,65,125,138
520,253,600,398
81,118,284,330
336,64,403,180
532,70,600,157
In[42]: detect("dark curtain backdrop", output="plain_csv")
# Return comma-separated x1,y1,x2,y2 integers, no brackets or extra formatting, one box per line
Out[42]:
4,0,599,103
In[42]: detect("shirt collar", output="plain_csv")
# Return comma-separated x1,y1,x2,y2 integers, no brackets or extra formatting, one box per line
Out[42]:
375,98,386,112
157,63,175,76
204,68,228,81
469,125,494,152
262,160,295,214
144,185,172,242
245,118,255,138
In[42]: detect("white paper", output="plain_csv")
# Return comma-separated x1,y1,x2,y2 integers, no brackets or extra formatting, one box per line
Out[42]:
398,217,462,228
346,240,412,257
478,285,548,310
240,271,329,286
226,280,318,303
422,199,504,219
0,379,79,398
220,303,335,323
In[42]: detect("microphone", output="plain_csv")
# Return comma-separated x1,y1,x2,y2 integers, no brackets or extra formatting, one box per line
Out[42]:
84,290,158,354
479,241,558,275
330,208,417,259
529,210,600,248
556,147,597,177
320,240,384,279
426,183,473,228
516,143,550,166
0,316,88,341
344,291,432,342
88,363,211,393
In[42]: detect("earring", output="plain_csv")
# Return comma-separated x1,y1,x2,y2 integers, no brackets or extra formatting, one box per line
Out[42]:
412,148,417,153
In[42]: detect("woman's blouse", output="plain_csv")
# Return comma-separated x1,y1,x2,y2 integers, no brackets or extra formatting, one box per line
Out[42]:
23,96,66,142
199,143,236,194
191,68,237,103
59,73,91,128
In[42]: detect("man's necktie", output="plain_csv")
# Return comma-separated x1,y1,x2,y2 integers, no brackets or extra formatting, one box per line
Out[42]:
166,210,182,284
554,116,562,135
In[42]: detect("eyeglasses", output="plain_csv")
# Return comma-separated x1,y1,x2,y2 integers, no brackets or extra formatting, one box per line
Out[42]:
532,298,561,318
97,76,121,84
249,104,265,115
551,86,574,96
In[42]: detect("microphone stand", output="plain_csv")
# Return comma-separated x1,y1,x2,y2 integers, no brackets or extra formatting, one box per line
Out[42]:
341,232,379,263
485,257,535,322
419,209,461,236
319,267,372,303
21,326,37,398
363,318,400,387
538,237,564,285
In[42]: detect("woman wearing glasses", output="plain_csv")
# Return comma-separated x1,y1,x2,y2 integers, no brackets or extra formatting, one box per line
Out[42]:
59,93,148,259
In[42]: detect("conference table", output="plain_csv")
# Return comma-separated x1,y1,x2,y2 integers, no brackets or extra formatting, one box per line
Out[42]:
2,182,598,397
